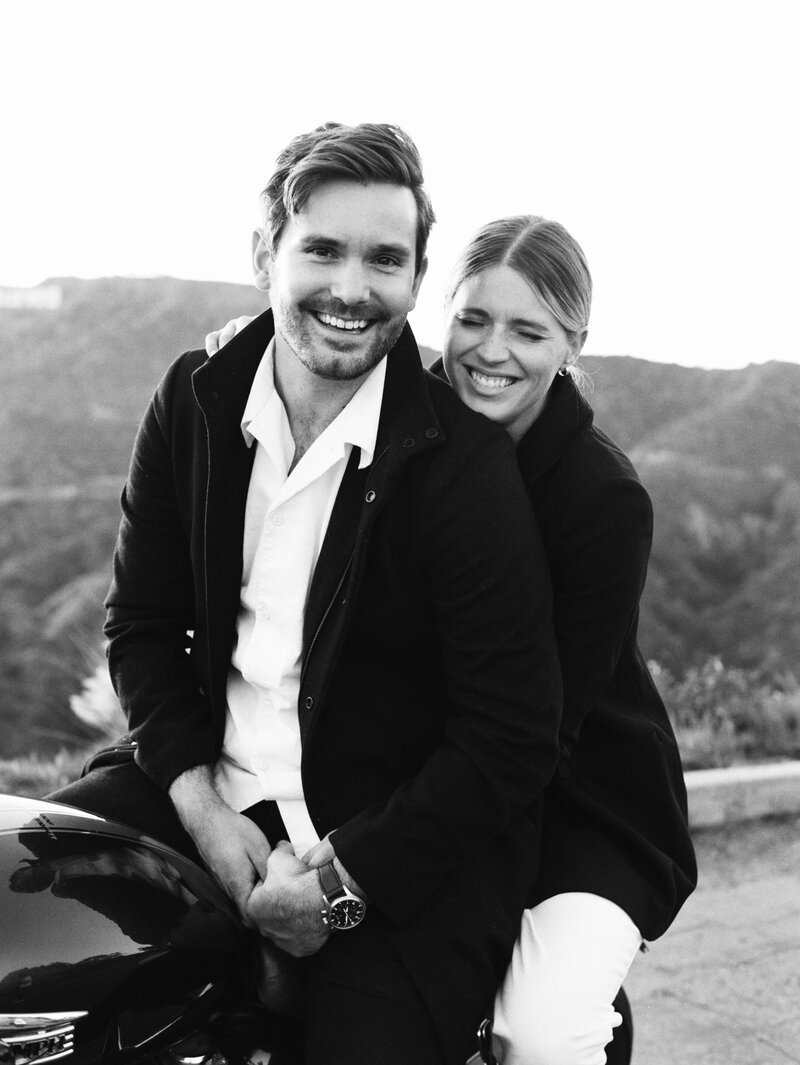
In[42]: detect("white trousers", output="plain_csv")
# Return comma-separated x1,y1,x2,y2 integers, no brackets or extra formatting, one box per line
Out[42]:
490,893,642,1065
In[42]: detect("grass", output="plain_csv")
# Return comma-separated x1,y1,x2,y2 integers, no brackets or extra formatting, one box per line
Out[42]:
0,748,90,798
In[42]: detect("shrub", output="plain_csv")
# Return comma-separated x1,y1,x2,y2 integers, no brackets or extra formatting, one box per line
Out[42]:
650,657,800,768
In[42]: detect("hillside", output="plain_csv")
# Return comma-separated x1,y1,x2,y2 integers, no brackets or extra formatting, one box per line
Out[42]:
0,278,797,756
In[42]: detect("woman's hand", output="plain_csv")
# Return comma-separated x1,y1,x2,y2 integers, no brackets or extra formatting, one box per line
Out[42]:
302,833,336,868
205,315,257,356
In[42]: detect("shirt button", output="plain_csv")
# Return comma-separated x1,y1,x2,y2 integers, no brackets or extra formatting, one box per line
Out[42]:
305,696,314,709
272,512,283,525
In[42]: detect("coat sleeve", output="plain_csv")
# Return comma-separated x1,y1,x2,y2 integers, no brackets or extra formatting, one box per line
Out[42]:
331,430,563,923
104,354,217,791
549,462,654,748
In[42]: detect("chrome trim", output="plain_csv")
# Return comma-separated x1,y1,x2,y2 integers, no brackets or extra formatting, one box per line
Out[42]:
0,1014,86,1064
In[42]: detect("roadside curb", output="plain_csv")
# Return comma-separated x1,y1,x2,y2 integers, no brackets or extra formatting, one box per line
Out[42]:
685,760,800,828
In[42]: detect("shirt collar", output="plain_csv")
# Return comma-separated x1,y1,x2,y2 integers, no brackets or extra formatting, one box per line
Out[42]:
240,337,387,470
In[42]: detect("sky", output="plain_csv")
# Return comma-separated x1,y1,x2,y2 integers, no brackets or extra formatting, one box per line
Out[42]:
1,0,797,369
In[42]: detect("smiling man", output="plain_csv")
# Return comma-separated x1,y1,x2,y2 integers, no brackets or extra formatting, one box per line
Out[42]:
51,123,562,1064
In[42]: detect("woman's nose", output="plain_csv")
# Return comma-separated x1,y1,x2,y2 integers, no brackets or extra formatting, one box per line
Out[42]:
330,262,370,306
477,329,508,364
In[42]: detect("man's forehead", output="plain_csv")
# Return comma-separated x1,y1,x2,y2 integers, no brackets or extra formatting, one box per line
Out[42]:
290,180,418,243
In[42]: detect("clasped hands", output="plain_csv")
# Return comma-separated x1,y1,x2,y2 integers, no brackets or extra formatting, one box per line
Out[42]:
169,768,341,957
243,837,335,957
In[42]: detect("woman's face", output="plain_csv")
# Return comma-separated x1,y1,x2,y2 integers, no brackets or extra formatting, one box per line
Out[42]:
443,264,584,443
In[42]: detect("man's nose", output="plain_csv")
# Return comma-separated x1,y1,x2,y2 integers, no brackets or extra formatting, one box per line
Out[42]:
330,262,371,307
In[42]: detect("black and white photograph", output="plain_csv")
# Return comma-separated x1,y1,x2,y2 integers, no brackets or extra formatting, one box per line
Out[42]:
1,2,798,1063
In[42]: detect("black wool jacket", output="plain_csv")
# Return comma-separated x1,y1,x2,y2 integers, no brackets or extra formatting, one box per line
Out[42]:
105,311,563,1062
432,361,697,938
493,368,696,938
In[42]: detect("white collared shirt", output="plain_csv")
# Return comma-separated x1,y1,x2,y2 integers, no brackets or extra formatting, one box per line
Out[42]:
213,338,386,855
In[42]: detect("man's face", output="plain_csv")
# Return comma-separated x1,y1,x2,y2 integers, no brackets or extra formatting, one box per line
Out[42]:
259,180,426,382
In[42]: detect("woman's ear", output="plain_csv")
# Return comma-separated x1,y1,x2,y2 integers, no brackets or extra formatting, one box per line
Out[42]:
252,230,271,292
567,327,588,364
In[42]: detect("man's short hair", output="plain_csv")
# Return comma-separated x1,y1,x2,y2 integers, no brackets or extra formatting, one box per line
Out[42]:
259,122,435,274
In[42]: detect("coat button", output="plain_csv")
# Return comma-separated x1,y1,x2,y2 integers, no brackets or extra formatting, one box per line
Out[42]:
305,696,314,709
425,427,439,439
402,437,415,448
365,490,376,503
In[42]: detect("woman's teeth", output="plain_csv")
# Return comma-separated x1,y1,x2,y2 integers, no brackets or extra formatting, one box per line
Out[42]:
469,368,514,390
317,312,369,332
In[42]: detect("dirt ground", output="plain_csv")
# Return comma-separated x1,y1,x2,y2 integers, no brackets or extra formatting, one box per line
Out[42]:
625,815,800,1064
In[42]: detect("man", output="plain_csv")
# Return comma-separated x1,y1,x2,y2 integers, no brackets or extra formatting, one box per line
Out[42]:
53,123,562,1063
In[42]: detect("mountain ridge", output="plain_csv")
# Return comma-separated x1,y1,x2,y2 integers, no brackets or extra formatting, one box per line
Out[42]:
0,277,796,755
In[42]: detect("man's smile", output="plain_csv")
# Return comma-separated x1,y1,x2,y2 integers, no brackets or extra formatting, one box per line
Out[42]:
315,311,371,334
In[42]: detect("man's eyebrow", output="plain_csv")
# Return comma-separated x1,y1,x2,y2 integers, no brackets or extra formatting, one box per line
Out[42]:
298,235,413,261
299,234,342,250
372,242,413,261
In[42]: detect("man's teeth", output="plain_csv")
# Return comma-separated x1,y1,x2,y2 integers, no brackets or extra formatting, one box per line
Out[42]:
318,312,369,332
469,369,515,390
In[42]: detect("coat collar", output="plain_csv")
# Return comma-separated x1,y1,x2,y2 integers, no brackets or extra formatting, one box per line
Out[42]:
429,357,593,485
514,373,594,484
193,308,444,459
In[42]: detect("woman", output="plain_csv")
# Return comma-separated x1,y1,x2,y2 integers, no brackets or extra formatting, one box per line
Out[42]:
207,216,697,1065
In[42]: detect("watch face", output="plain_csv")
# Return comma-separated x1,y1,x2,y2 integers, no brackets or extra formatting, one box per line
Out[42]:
329,896,366,929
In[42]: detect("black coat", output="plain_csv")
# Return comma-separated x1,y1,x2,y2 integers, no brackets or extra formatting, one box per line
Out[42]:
105,311,563,1061
506,371,696,938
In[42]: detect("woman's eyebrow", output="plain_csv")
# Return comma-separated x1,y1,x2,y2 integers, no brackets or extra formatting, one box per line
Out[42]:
458,306,550,331
510,317,550,331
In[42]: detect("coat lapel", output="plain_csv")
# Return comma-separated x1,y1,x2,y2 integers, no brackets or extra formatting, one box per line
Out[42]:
299,324,445,734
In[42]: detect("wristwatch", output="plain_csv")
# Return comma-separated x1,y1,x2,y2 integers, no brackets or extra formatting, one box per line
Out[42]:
318,860,367,931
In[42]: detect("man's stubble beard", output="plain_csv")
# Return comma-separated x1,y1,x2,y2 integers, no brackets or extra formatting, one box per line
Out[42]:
274,299,408,382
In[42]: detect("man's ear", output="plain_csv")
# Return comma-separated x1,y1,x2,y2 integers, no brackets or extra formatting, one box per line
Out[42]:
409,256,429,311
252,230,271,292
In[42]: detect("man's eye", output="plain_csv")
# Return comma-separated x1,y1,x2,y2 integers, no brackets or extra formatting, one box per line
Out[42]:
309,247,335,259
457,317,484,328
374,256,400,268
519,332,544,342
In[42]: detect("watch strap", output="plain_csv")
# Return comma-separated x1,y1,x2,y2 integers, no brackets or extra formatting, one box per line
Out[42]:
318,860,344,900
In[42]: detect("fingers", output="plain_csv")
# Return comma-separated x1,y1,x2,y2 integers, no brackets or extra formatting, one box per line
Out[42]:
204,330,221,356
218,321,239,348
302,836,335,868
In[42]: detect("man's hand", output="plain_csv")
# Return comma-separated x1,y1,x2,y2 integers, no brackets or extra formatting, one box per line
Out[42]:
168,766,270,924
245,841,330,957
204,315,256,356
